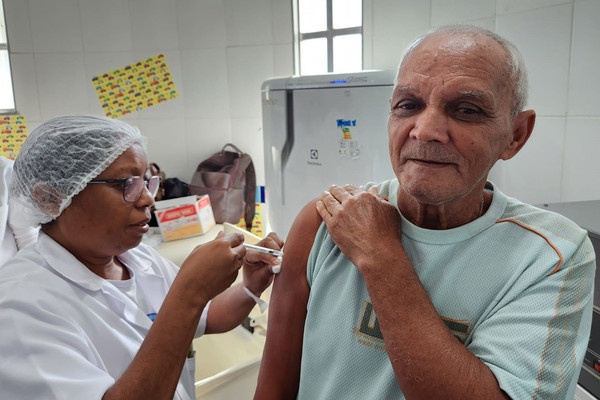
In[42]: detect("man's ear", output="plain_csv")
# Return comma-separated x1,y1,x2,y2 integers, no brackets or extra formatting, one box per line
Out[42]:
499,109,536,161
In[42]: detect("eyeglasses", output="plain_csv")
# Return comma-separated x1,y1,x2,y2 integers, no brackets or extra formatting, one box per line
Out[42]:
88,176,161,203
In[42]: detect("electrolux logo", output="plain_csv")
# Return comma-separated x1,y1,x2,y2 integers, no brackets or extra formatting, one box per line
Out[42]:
307,148,322,166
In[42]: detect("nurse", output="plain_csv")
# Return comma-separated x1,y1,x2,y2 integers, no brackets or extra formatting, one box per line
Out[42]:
0,115,283,400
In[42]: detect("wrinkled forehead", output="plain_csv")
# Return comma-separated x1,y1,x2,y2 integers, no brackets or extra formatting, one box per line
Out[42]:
397,32,511,100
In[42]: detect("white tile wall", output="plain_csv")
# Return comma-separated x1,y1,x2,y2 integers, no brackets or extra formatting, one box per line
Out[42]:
372,0,430,34
363,0,374,37
230,117,265,186
3,0,33,53
489,116,565,204
180,48,231,119
129,0,180,51
136,117,189,179
431,0,496,26
462,17,496,31
363,33,374,70
34,53,89,119
224,0,273,46
561,117,600,201
183,118,232,182
273,44,294,77
371,27,429,71
497,0,571,15
10,53,41,121
496,4,573,115
79,0,133,52
226,45,274,120
28,0,84,53
272,0,293,45
177,0,227,50
568,0,600,117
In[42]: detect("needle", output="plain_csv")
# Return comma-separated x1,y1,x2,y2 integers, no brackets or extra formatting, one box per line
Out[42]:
243,243,284,257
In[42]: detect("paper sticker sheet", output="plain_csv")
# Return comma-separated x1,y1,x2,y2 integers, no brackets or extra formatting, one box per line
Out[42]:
337,119,360,159
0,115,28,159
92,54,178,118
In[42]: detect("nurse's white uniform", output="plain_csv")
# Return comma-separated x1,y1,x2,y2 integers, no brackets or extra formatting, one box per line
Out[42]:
0,157,17,266
0,232,208,400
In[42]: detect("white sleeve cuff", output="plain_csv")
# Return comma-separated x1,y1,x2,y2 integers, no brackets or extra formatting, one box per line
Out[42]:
196,300,211,337
243,287,269,313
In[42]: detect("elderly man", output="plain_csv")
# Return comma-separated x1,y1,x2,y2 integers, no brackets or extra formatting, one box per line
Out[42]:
254,25,595,400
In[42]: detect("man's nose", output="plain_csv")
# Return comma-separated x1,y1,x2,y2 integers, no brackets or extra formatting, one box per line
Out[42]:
409,107,450,143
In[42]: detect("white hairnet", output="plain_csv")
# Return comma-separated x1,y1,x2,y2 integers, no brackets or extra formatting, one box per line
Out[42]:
8,115,147,244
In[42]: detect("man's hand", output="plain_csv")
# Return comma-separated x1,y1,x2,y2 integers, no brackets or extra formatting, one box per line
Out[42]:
316,184,402,268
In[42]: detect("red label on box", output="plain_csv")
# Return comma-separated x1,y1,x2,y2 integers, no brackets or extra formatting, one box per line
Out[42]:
159,204,197,222
198,196,210,208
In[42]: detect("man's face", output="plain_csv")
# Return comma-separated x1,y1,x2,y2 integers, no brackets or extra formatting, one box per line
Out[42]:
388,33,516,206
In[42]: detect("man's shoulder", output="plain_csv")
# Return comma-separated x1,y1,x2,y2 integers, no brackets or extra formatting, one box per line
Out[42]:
362,178,398,198
499,196,591,258
502,197,587,233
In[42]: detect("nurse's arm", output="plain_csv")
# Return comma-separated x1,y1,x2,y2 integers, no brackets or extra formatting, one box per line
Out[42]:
103,234,244,400
204,282,262,333
254,200,322,399
206,232,284,334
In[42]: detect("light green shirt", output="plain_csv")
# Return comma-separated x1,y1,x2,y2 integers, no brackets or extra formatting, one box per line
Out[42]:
299,180,595,400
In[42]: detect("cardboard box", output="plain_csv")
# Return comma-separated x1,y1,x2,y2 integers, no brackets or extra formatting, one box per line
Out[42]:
154,195,216,241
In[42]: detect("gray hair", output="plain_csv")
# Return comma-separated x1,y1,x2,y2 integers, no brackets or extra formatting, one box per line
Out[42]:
397,24,528,119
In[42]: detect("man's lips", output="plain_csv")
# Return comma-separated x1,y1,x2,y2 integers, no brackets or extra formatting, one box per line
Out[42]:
408,158,455,167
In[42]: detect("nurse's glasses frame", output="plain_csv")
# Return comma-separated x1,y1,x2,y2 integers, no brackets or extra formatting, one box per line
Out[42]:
87,176,161,203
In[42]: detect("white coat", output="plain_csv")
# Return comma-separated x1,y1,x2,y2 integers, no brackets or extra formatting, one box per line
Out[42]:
0,232,208,400
0,157,17,266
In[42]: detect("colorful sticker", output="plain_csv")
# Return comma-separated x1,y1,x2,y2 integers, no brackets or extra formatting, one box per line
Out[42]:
92,54,178,118
0,115,28,159
337,119,360,159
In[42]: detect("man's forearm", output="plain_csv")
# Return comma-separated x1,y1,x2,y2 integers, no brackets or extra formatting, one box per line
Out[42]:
361,250,510,400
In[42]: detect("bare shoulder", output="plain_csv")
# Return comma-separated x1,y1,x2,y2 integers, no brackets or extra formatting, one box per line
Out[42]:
273,198,322,292
284,198,323,260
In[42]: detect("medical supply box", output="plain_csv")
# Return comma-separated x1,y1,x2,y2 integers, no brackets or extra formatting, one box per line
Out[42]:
154,195,216,241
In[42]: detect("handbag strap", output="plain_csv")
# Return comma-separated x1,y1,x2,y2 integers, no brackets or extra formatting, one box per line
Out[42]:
243,159,256,231
222,143,243,155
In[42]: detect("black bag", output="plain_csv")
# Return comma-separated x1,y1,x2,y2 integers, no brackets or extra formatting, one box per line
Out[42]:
148,175,190,227
189,143,256,229
163,177,190,200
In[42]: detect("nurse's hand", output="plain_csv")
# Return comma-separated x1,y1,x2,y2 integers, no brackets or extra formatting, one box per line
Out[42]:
178,232,246,307
242,232,284,296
